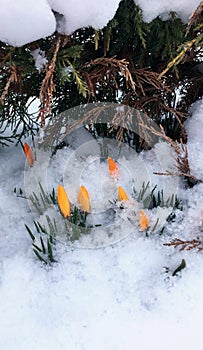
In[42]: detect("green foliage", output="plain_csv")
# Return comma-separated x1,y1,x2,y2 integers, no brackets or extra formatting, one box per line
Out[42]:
134,181,182,210
57,45,87,97
172,259,186,276
142,12,186,71
99,138,109,161
29,183,56,215
0,0,202,146
25,217,57,264
27,183,90,243
108,0,148,54
69,206,91,242
70,206,87,228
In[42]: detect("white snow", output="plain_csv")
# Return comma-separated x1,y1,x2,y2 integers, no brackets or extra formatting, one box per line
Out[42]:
136,0,200,23
0,0,56,47
31,49,48,72
185,99,203,180
47,0,120,34
0,0,201,46
1,99,203,349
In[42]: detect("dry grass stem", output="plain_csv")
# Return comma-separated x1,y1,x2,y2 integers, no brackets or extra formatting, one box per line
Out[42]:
38,37,61,127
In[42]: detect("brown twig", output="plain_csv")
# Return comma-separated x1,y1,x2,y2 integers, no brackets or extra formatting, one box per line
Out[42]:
164,238,203,252
141,123,202,184
153,170,202,181
186,1,203,36
81,56,135,100
147,125,189,173
38,36,61,127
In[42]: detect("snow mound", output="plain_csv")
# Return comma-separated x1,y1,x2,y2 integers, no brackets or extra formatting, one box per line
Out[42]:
0,0,200,46
2,99,203,349
136,0,200,23
48,0,120,34
0,0,56,47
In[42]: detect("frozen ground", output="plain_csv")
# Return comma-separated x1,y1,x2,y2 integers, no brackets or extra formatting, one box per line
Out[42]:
1,99,203,349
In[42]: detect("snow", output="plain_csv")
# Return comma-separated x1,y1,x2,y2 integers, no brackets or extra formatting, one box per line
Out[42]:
0,0,56,47
47,0,121,34
31,49,48,72
185,99,203,180
0,0,201,46
136,0,200,23
1,99,203,349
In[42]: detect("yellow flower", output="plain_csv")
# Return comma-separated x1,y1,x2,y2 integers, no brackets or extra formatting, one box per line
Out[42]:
57,184,71,218
24,142,34,167
118,186,129,201
139,210,149,231
78,185,90,212
108,156,118,177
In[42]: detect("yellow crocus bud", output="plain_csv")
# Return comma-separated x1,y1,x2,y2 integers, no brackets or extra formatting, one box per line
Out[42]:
24,142,35,167
78,185,90,212
57,184,71,218
139,210,149,231
108,156,118,177
118,186,129,201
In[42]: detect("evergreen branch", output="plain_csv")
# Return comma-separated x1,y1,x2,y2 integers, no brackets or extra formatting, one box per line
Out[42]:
164,238,203,252
0,65,18,105
103,19,118,55
58,56,87,98
72,66,87,98
158,38,198,78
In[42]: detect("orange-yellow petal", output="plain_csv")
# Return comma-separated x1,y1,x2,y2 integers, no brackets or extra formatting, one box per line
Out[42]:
78,185,90,212
57,184,71,218
139,210,149,231
108,156,118,177
24,142,34,167
118,186,129,201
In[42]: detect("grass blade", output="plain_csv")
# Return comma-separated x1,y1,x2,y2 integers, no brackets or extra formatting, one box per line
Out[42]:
40,236,46,254
33,249,47,264
25,224,35,241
